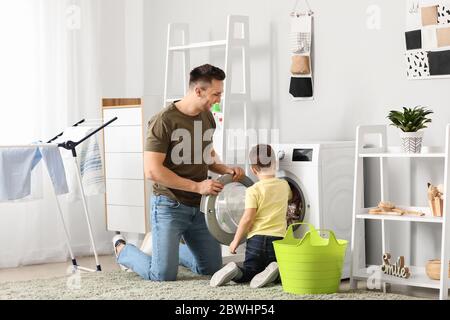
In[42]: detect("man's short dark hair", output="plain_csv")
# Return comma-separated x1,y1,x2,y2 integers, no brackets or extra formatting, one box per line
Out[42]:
249,144,276,172
189,64,226,88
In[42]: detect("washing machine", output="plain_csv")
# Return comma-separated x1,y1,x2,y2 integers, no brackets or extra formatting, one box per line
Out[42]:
200,142,355,278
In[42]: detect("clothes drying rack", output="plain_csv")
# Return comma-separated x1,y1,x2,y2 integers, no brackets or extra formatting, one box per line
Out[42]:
1,117,117,273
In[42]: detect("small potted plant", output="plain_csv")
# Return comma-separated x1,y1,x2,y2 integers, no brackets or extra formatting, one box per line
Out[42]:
387,106,433,154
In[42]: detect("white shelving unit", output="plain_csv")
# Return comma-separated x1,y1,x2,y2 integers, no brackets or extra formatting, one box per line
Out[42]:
350,125,450,300
163,14,251,163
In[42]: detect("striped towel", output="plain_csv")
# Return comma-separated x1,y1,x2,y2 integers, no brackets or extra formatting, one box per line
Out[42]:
78,129,105,197
56,126,105,201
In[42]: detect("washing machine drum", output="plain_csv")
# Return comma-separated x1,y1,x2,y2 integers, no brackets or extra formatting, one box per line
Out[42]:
200,174,306,245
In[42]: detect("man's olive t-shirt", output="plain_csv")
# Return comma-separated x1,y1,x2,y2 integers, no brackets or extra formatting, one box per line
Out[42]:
145,103,216,207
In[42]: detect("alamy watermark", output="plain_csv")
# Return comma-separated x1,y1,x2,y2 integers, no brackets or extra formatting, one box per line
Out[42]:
366,5,381,30
66,5,81,30
366,265,382,290
66,266,81,290
169,122,279,166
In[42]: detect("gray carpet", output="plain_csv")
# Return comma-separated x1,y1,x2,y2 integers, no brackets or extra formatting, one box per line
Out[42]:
0,267,422,300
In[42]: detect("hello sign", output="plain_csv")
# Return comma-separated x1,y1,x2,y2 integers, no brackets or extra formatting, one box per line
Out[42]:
381,253,411,279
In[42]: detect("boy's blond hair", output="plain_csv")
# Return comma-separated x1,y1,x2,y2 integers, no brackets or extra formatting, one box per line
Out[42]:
249,144,276,172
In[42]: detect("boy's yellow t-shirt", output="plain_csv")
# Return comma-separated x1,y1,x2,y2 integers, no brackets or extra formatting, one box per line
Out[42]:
245,177,292,239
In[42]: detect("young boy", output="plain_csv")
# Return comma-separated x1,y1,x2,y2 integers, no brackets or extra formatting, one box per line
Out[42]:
210,144,292,288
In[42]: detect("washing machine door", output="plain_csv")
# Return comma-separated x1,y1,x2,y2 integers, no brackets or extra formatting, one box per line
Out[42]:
200,174,254,245
201,173,306,245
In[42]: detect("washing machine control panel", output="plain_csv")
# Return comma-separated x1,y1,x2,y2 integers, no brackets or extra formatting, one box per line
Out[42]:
292,149,313,162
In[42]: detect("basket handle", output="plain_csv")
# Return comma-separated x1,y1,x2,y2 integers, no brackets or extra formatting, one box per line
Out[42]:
315,229,340,246
284,222,317,241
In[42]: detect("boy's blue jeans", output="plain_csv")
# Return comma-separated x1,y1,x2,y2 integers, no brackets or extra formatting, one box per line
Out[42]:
234,235,283,283
117,195,223,281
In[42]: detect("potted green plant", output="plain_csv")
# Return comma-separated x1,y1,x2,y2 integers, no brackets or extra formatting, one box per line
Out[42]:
387,106,433,153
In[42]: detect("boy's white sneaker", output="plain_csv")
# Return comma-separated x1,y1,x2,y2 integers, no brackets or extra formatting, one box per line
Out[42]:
250,262,279,288
112,234,129,271
140,232,152,256
210,262,242,287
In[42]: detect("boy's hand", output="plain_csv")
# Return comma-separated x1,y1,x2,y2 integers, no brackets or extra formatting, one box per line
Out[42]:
227,166,245,182
229,240,240,254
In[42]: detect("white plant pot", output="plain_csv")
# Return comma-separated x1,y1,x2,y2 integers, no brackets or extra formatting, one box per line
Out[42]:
400,131,424,153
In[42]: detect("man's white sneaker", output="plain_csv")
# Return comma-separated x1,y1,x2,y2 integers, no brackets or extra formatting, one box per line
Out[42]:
140,232,152,256
112,234,129,271
210,262,242,287
250,262,279,288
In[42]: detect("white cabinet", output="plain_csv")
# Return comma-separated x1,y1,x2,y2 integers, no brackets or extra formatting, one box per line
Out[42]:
105,153,144,180
104,126,143,153
102,99,148,234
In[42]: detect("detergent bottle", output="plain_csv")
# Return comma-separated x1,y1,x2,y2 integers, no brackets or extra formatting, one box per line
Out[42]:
211,103,224,132
211,103,224,152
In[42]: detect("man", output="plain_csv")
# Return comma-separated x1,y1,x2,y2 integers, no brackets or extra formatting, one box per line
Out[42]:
113,64,245,281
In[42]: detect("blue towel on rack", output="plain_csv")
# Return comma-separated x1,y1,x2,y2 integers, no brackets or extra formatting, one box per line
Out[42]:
33,146,69,196
0,147,39,201
0,146,68,202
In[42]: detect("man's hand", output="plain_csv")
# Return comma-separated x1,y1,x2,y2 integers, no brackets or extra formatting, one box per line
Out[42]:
229,239,240,254
195,179,224,196
226,166,245,182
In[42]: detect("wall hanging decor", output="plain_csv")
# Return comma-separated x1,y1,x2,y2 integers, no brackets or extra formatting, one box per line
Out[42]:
290,0,314,100
405,0,450,79
381,253,411,279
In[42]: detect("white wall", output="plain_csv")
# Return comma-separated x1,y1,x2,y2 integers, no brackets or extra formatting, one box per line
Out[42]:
100,0,144,98
142,0,450,143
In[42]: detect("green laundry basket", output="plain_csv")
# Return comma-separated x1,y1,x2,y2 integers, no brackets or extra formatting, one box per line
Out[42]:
273,223,348,295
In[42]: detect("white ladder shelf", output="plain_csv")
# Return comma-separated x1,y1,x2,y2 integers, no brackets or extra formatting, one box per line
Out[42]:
163,15,251,163
350,124,450,300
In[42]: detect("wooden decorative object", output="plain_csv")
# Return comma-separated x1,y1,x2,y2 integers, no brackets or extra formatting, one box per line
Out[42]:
368,201,425,217
428,183,444,217
425,260,450,280
381,253,411,279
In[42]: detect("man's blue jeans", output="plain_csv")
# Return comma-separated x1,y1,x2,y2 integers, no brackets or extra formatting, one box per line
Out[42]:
117,195,223,281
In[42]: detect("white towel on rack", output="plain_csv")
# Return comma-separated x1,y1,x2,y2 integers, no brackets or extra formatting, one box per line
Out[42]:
78,131,105,197
56,126,105,202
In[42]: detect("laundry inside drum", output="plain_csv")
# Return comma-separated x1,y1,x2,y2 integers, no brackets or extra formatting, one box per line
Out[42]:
215,182,247,233
286,181,305,227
